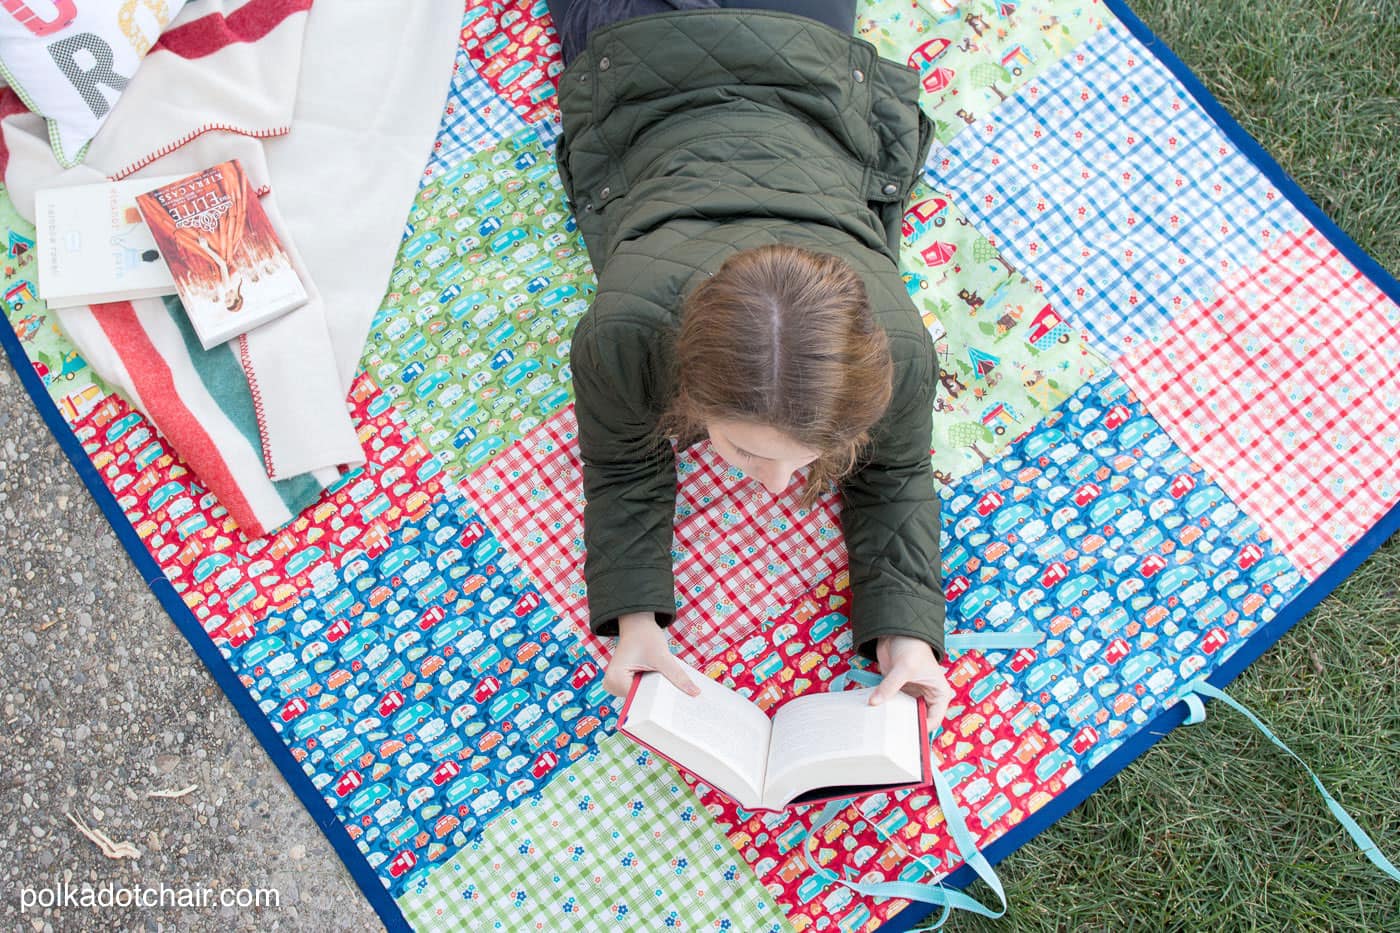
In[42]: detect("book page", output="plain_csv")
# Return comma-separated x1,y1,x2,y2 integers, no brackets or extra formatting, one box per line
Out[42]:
620,667,773,810
761,687,924,810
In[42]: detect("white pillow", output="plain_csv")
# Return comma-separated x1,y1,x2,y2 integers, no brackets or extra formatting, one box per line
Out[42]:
0,0,187,167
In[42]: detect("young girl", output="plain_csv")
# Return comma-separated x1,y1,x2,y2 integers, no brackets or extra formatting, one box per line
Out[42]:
550,1,953,728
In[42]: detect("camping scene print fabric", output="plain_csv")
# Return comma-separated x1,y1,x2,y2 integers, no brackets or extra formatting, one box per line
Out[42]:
2,0,1398,929
899,179,1108,483
857,0,1106,144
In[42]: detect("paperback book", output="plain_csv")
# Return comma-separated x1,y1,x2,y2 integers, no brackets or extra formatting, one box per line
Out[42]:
34,174,188,309
135,159,306,348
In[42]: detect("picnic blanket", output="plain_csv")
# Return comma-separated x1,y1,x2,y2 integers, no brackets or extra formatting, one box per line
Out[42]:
1,0,1397,930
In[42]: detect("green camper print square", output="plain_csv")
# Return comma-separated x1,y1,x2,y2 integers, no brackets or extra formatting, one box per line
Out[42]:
363,127,595,476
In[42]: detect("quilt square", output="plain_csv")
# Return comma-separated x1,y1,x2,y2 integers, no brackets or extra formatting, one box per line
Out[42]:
855,0,1105,145
69,376,445,634
464,406,846,665
938,372,1308,766
899,181,1108,484
398,735,788,931
462,0,564,134
928,18,1310,356
422,52,532,179
1119,227,1400,579
364,127,593,478
238,488,616,897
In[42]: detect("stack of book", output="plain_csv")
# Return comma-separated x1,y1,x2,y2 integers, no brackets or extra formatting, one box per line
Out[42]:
35,159,307,348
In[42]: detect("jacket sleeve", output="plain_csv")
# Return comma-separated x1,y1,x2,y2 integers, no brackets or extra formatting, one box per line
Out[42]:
569,313,679,637
839,341,946,662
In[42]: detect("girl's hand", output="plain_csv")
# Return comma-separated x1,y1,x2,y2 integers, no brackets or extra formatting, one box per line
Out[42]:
602,612,702,698
869,635,954,732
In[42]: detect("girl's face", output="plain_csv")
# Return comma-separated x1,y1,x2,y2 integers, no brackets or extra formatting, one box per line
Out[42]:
706,419,820,495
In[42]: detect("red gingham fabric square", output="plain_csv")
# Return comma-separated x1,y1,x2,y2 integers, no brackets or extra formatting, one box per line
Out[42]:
463,405,846,664
1119,227,1400,579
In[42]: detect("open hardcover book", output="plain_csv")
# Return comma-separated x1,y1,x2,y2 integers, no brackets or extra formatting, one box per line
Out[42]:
619,666,931,812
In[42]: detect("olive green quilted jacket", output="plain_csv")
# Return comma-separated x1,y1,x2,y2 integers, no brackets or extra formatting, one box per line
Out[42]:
557,10,946,660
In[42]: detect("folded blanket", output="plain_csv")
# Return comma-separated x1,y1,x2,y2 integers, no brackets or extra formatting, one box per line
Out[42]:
0,0,459,536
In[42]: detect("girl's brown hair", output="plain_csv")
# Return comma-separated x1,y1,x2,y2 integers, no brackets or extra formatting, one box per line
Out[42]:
656,244,894,507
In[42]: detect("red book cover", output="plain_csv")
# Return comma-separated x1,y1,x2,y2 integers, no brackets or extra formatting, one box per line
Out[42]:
135,159,307,348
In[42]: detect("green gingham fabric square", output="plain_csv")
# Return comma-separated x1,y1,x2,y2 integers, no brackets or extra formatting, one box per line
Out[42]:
398,735,791,931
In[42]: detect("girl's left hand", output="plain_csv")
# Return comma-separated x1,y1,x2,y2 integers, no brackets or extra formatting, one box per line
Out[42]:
869,635,953,733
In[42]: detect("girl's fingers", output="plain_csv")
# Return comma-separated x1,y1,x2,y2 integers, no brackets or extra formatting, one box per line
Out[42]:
869,671,907,706
602,670,631,697
926,689,952,729
660,656,701,697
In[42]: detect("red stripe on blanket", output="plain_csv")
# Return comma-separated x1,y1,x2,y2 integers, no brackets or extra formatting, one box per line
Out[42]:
152,0,313,60
93,301,268,536
0,86,36,181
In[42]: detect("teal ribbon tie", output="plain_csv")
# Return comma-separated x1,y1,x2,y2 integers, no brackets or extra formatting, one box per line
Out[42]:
809,665,1007,930
1182,678,1400,884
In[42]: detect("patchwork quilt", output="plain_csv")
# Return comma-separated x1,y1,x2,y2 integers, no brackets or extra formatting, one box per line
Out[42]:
2,0,1397,930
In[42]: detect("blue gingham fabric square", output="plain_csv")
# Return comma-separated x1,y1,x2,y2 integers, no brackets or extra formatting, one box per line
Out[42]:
927,19,1309,357
423,53,532,180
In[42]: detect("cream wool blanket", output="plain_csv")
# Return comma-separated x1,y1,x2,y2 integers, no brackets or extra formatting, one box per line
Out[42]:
2,0,460,536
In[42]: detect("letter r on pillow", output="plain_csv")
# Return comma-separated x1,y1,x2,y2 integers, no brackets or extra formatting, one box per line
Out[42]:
47,32,129,118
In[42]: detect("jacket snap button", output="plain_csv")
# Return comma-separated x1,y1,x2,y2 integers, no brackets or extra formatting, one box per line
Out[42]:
583,202,593,213
882,182,898,195
599,56,611,71
853,68,865,83
599,186,611,199
578,72,588,84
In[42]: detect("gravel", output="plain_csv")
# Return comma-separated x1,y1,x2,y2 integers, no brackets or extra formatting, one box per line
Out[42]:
0,361,383,931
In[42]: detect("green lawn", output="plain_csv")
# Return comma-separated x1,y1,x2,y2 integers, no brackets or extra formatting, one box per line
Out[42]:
949,1,1400,930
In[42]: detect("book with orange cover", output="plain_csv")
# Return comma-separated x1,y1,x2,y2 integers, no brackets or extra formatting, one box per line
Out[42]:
135,159,307,349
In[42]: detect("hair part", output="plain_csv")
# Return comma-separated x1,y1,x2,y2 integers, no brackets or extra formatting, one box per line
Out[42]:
655,244,894,507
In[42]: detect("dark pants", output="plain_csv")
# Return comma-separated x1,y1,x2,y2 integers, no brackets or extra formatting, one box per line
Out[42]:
546,0,858,65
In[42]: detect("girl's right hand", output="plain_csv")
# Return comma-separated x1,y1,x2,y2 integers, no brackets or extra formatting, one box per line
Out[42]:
602,612,702,698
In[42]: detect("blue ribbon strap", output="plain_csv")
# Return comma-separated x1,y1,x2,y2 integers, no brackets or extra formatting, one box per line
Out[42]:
945,630,1044,654
809,665,1007,929
1183,678,1399,884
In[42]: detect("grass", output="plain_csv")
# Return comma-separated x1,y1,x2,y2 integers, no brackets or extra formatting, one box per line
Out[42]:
943,1,1400,930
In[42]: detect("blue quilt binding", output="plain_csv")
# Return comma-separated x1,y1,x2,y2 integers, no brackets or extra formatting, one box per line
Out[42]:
881,0,1400,928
